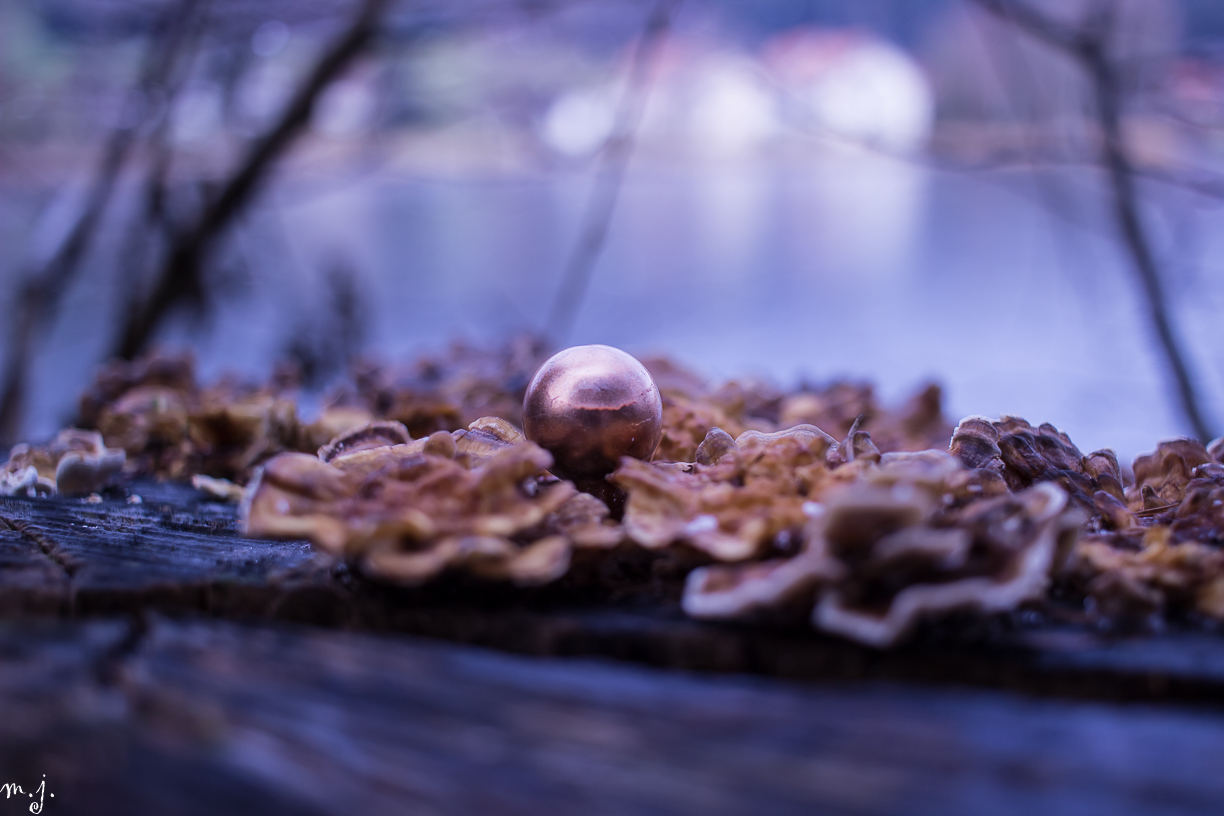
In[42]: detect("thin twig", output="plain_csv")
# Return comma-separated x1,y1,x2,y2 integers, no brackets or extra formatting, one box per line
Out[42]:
970,0,1215,442
545,0,679,344
0,0,204,443
113,0,391,361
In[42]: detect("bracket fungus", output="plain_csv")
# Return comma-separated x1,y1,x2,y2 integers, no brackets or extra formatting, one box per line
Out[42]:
611,424,840,562
0,429,125,497
242,418,616,586
82,356,304,482
681,449,1081,647
949,416,1123,512
1065,437,1224,621
947,419,1224,626
37,344,1224,645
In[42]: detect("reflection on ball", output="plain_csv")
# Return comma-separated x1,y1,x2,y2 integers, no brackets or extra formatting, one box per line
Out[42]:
522,344,663,481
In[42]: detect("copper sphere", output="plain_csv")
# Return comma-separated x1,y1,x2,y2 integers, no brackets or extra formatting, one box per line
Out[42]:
522,344,663,481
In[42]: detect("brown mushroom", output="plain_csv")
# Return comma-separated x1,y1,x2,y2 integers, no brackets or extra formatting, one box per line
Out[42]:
317,420,411,462
683,448,1081,647
243,419,602,587
0,429,125,497
611,423,839,563
1064,437,1224,622
51,429,127,496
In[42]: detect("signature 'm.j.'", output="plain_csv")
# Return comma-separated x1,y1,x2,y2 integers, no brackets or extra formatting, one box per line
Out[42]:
0,777,53,813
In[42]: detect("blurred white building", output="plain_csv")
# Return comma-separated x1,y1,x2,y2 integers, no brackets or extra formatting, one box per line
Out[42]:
762,27,933,155
539,27,933,161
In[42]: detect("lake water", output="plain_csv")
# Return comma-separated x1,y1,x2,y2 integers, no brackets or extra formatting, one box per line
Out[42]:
9,148,1224,462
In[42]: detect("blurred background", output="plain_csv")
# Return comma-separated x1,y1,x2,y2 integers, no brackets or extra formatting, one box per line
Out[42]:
3,0,1224,461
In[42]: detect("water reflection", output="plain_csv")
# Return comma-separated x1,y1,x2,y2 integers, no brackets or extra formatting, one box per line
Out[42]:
3,145,1220,460
124,148,1217,462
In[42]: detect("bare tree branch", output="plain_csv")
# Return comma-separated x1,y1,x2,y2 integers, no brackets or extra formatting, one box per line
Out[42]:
970,0,1215,442
973,0,1088,51
545,0,679,344
113,0,392,361
0,0,205,443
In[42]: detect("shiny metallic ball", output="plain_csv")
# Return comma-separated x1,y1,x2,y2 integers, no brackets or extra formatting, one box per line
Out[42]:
522,344,663,481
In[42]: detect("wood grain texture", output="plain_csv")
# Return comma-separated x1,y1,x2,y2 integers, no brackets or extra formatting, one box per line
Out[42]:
0,485,1222,704
2,486,1224,813
1,616,1223,816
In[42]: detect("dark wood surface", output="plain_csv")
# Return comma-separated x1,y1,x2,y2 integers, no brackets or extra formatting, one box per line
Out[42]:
1,485,1223,814
2,615,1224,816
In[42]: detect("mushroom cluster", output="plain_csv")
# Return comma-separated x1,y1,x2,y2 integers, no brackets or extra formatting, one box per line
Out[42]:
0,429,125,497
611,425,842,562
948,415,1122,512
52,341,553,486
643,432,1080,647
72,354,370,483
242,419,619,586
344,336,551,438
945,416,1224,623
1065,438,1224,621
644,358,953,464
15,340,1224,645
